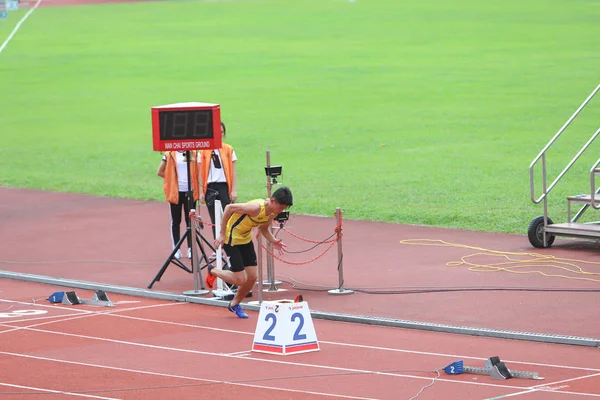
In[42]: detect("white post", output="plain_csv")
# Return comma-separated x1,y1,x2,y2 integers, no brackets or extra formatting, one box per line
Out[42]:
212,199,234,298
257,235,264,303
215,200,223,272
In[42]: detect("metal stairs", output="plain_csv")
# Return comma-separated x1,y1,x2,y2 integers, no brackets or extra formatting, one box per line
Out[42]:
528,84,600,248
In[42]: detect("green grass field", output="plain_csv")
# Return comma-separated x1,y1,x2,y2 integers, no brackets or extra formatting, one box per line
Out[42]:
1,0,599,234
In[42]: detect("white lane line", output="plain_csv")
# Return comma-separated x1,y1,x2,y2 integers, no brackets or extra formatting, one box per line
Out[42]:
104,312,600,374
0,322,527,390
1,298,598,375
0,0,43,55
1,300,598,397
487,386,600,399
0,301,185,334
0,382,121,400
0,351,378,400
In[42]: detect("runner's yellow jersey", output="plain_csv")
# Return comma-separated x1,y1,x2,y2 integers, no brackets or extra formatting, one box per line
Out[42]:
225,199,274,246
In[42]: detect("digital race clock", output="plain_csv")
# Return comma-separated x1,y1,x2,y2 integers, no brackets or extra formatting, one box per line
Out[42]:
151,102,222,151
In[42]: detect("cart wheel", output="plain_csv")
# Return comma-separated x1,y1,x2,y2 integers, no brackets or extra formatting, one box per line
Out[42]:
527,216,555,248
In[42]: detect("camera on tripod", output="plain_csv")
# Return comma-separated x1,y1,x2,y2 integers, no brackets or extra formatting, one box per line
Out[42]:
274,210,290,228
275,210,289,223
265,165,282,184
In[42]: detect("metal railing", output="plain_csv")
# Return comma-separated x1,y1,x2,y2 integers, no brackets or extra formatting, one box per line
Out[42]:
588,153,600,209
529,84,600,206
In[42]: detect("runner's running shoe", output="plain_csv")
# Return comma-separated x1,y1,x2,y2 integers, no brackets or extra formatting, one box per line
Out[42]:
205,264,216,289
228,303,248,319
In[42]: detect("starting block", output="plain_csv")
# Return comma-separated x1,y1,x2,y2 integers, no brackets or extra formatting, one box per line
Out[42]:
252,300,319,355
48,290,114,307
444,357,544,380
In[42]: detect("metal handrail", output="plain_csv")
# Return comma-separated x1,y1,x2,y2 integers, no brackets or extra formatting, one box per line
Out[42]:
589,151,600,209
529,84,600,204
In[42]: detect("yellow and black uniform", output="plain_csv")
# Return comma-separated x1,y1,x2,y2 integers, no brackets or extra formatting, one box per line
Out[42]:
224,199,273,246
221,199,274,272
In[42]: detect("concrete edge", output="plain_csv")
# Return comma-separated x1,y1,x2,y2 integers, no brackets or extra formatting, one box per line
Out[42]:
1,270,598,348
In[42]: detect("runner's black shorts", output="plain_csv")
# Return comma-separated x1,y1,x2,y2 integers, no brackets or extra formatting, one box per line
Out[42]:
223,242,257,272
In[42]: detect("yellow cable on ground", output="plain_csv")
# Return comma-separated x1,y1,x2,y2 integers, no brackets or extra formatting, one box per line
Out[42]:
399,239,600,283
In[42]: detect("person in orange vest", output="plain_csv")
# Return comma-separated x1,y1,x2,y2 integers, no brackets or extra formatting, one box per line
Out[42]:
199,121,237,240
157,150,200,259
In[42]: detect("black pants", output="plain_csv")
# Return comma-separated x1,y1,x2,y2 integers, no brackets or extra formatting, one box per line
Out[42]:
206,182,231,239
170,191,194,249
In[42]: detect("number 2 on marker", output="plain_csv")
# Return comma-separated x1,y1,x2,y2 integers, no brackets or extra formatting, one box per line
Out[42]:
291,312,306,340
262,313,277,341
262,312,307,341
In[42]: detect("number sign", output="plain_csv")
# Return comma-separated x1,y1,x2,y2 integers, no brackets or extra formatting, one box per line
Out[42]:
252,300,319,355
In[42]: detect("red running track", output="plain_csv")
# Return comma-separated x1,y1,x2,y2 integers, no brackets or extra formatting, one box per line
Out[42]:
0,280,598,400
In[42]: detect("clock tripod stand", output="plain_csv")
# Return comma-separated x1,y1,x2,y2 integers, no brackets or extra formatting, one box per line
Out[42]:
147,150,224,290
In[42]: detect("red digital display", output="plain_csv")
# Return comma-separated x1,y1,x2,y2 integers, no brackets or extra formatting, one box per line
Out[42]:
151,102,222,151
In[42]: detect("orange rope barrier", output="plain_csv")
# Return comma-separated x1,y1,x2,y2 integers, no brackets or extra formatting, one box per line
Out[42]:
199,208,344,267
261,239,338,265
282,227,338,243
259,215,343,265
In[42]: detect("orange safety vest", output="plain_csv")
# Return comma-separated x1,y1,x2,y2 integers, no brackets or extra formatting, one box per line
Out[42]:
199,144,234,195
162,151,200,204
